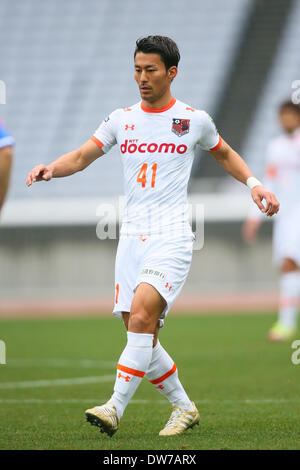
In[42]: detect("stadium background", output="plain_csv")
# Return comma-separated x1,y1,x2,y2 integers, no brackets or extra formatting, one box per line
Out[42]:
1,0,300,451
1,0,299,314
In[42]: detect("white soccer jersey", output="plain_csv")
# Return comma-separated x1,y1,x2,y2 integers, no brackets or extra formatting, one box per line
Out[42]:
250,127,300,219
249,127,300,266
92,98,221,236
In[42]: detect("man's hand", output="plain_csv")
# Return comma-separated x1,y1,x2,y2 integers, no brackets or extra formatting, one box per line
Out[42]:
26,140,104,187
26,164,53,186
251,186,279,217
210,139,280,216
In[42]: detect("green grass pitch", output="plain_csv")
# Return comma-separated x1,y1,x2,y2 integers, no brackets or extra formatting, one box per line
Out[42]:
0,313,299,450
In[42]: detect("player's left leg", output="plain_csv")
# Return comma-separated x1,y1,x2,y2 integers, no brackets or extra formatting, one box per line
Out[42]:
269,257,300,341
145,338,200,436
132,234,199,435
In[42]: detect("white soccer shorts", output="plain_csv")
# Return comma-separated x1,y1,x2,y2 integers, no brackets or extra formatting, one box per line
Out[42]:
112,233,195,327
273,211,300,267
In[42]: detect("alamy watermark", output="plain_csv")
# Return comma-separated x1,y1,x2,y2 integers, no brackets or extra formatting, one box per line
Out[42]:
291,340,300,365
0,340,6,365
291,80,300,105
0,80,6,104
95,197,205,251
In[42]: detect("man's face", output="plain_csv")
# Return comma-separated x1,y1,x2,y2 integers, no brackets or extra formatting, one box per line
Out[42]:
134,52,177,103
279,109,300,134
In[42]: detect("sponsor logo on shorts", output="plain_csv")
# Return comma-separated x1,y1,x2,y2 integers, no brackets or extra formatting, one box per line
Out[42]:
140,267,166,281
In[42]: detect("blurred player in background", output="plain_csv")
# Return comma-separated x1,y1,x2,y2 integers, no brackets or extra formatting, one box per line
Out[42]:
243,101,300,341
26,36,279,437
0,118,14,217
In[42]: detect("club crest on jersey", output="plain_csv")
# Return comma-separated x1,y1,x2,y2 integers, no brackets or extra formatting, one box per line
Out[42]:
172,118,190,137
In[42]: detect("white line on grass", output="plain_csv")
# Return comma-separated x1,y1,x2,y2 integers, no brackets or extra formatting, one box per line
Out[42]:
0,398,298,405
6,359,116,368
0,375,115,389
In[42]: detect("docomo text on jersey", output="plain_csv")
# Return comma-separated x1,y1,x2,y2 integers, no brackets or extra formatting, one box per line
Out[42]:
120,139,187,155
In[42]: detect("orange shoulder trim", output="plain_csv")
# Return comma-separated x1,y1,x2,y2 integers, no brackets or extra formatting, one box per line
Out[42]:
90,136,104,148
209,135,222,152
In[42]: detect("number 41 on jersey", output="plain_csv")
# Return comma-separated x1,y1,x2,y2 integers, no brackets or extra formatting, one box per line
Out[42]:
137,163,157,188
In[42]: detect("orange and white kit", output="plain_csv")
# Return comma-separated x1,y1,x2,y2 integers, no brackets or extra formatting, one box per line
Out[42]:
91,98,221,324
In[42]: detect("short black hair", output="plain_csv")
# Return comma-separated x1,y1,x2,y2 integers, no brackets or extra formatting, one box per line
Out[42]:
134,35,180,70
279,100,300,115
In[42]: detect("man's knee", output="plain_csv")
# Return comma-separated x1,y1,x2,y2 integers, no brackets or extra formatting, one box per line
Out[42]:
128,283,165,334
128,307,153,332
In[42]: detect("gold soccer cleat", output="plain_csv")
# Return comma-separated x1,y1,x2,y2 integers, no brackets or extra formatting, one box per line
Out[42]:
267,321,296,342
159,402,200,436
85,401,119,437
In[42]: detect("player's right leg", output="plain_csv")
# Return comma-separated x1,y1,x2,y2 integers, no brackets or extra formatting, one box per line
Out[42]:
85,235,139,437
85,401,119,437
86,283,165,437
108,282,164,423
84,314,133,437
268,257,300,342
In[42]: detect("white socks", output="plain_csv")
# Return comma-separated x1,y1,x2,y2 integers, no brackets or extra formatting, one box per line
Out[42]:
110,331,153,419
279,271,300,329
109,333,193,421
145,339,193,411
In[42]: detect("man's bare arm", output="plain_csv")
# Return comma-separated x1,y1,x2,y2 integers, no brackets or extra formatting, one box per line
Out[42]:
0,146,13,212
210,138,280,217
26,139,104,186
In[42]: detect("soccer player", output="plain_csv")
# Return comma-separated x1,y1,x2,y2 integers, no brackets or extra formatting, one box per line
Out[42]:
243,101,300,342
26,36,279,436
0,118,14,217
